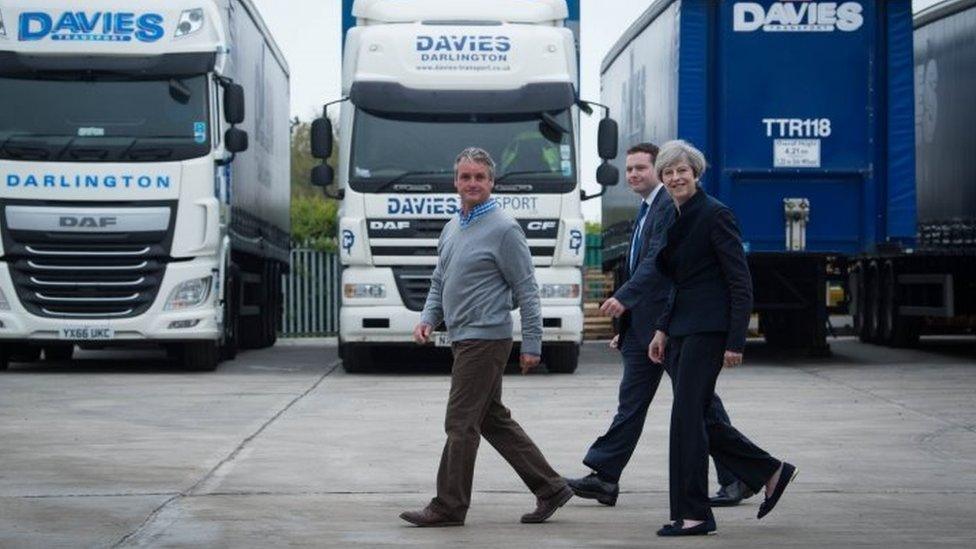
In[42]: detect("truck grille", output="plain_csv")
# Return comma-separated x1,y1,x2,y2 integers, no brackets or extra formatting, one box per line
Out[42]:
365,217,559,266
392,267,434,312
2,204,174,319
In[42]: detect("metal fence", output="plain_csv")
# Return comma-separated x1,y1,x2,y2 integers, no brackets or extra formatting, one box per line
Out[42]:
280,238,605,337
281,248,340,337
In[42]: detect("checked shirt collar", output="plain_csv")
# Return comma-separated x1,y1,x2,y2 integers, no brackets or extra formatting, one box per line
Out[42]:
459,198,499,228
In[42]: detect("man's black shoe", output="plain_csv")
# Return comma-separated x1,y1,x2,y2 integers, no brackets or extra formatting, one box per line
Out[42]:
566,472,619,506
709,480,756,507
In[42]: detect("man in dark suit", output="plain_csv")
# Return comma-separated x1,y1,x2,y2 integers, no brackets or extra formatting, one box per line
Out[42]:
566,143,753,507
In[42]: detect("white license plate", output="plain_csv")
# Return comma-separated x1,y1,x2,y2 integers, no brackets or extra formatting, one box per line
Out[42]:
433,332,451,347
60,326,114,340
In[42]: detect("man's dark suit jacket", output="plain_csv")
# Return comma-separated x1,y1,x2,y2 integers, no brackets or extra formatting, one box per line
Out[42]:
612,186,677,348
655,189,753,352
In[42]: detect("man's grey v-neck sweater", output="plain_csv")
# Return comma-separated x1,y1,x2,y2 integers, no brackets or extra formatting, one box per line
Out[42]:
421,207,543,355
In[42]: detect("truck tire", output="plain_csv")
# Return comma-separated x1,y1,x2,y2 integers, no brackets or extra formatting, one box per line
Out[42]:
10,344,41,363
0,345,9,371
264,261,279,348
179,341,221,372
341,344,371,373
882,262,920,347
43,345,74,362
850,264,865,338
221,271,240,361
240,262,278,350
863,262,881,343
543,344,579,374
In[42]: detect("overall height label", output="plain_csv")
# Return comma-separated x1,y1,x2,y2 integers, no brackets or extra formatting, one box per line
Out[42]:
763,118,831,168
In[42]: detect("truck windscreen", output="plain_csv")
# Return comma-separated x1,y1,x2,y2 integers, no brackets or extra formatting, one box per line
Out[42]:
0,74,210,163
349,109,576,194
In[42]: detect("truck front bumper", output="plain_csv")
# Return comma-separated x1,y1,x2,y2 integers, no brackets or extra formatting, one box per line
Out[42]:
339,305,583,345
0,258,221,343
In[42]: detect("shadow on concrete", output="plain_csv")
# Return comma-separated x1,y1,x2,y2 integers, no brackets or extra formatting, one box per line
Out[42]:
745,336,976,369
342,345,553,376
2,344,340,376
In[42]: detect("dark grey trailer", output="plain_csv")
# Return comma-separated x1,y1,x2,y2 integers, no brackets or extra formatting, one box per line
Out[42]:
849,0,976,345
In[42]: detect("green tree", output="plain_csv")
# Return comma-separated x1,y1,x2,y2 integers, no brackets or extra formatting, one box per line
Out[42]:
290,118,340,251
585,221,602,236
291,193,339,251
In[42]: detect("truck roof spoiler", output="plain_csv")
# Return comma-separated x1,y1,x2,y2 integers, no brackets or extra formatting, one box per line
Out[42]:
352,0,568,25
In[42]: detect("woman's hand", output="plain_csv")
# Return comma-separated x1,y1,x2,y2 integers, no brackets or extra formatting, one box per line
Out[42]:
648,330,667,364
723,351,743,368
609,334,620,349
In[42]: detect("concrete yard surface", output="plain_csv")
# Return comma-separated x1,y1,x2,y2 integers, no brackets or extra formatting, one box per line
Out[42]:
1,337,974,548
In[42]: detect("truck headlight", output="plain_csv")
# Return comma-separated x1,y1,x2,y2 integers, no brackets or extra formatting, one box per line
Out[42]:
540,284,580,299
0,287,10,310
344,283,386,299
175,8,205,37
165,276,212,310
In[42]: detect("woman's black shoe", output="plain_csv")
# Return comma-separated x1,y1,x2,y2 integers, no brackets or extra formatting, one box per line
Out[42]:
656,519,717,537
757,462,798,519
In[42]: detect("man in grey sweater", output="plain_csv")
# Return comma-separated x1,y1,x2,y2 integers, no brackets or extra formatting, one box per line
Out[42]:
399,147,572,527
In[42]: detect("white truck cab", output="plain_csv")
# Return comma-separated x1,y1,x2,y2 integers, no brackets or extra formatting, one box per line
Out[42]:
311,0,618,373
0,0,290,370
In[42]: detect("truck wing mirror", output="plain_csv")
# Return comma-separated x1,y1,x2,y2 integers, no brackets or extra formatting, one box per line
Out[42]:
224,83,246,125
312,164,344,199
224,128,248,153
311,117,333,160
311,164,334,187
598,117,618,160
596,162,619,186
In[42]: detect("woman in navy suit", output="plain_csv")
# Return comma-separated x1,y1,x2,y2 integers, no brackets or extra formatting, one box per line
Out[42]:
648,140,797,537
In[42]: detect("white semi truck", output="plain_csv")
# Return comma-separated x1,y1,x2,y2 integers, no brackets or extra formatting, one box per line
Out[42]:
311,0,618,373
0,0,290,371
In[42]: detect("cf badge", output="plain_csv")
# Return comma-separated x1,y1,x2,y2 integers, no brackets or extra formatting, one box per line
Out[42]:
569,229,583,256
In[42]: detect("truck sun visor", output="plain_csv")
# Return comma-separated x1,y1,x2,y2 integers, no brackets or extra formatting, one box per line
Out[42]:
349,82,576,114
0,51,216,77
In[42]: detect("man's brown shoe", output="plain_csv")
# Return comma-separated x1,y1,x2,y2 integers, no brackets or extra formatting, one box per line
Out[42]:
399,507,463,527
520,485,573,524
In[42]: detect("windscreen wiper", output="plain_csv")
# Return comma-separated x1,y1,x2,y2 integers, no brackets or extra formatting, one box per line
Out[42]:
0,133,66,160
169,78,192,103
370,170,454,193
492,169,567,192
540,111,569,136
124,136,188,160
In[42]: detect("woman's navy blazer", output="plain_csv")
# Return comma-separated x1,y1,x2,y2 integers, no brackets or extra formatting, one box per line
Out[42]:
655,189,753,352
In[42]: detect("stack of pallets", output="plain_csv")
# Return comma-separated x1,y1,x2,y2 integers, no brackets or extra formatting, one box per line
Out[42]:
583,268,615,340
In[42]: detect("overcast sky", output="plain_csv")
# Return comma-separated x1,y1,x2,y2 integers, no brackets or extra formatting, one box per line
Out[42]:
252,0,943,221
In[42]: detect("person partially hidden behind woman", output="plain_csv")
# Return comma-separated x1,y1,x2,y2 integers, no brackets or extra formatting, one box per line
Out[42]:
648,140,798,537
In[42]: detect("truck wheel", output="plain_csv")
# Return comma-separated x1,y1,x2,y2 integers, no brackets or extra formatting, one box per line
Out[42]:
850,264,865,338
543,344,579,374
760,312,789,347
241,262,277,350
341,345,371,373
221,272,240,361
264,262,279,348
864,262,881,343
43,345,74,362
882,262,920,348
0,345,9,371
179,341,221,372
10,345,41,363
